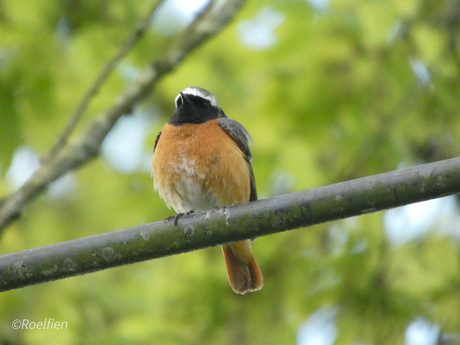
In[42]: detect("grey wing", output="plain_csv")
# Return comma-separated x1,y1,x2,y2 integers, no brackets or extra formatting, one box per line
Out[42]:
218,118,257,201
218,118,252,160
153,131,162,153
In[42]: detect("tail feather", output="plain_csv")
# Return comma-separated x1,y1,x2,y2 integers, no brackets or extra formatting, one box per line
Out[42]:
222,240,263,294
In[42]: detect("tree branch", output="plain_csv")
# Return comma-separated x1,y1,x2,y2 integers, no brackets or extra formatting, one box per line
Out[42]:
0,0,246,233
44,0,166,163
0,157,459,292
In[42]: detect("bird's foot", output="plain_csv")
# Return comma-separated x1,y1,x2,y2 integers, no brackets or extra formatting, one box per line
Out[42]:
165,210,194,226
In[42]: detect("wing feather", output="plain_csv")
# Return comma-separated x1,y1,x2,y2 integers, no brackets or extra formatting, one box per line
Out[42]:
153,131,162,153
218,119,257,201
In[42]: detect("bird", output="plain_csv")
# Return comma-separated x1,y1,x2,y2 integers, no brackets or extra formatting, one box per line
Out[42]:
151,86,263,294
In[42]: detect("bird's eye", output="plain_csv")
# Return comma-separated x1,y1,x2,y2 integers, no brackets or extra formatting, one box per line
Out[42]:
175,94,183,108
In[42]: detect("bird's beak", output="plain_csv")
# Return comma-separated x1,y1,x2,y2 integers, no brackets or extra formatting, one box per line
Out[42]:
181,92,191,104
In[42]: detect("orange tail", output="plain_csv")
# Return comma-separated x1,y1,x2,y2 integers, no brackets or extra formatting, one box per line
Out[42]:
222,240,263,294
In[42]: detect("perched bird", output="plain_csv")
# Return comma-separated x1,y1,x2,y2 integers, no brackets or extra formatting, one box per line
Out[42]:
151,86,263,294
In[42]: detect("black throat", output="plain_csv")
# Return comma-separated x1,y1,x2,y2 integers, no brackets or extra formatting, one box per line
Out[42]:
168,94,226,126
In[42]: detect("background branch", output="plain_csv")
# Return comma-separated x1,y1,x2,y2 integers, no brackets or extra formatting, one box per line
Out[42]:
44,0,166,163
1,156,459,292
0,0,246,233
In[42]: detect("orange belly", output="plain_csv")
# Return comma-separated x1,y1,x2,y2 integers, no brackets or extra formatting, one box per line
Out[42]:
151,119,251,213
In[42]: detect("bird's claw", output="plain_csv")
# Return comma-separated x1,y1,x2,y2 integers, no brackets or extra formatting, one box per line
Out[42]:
165,210,194,226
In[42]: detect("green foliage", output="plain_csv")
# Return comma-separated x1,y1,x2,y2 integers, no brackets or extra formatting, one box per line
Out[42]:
1,0,460,344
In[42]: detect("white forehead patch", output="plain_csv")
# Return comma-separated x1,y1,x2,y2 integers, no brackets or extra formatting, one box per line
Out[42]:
176,87,219,108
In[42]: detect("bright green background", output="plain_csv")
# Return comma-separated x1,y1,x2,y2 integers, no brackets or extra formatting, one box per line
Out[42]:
1,0,460,344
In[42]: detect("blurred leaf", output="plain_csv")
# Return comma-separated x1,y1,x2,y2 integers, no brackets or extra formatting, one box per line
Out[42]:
1,0,460,343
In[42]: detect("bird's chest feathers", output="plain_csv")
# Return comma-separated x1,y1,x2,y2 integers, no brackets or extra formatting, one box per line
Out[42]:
165,124,221,180
152,122,249,213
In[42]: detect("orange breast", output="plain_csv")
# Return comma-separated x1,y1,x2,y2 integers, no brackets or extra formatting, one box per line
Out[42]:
151,119,251,213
